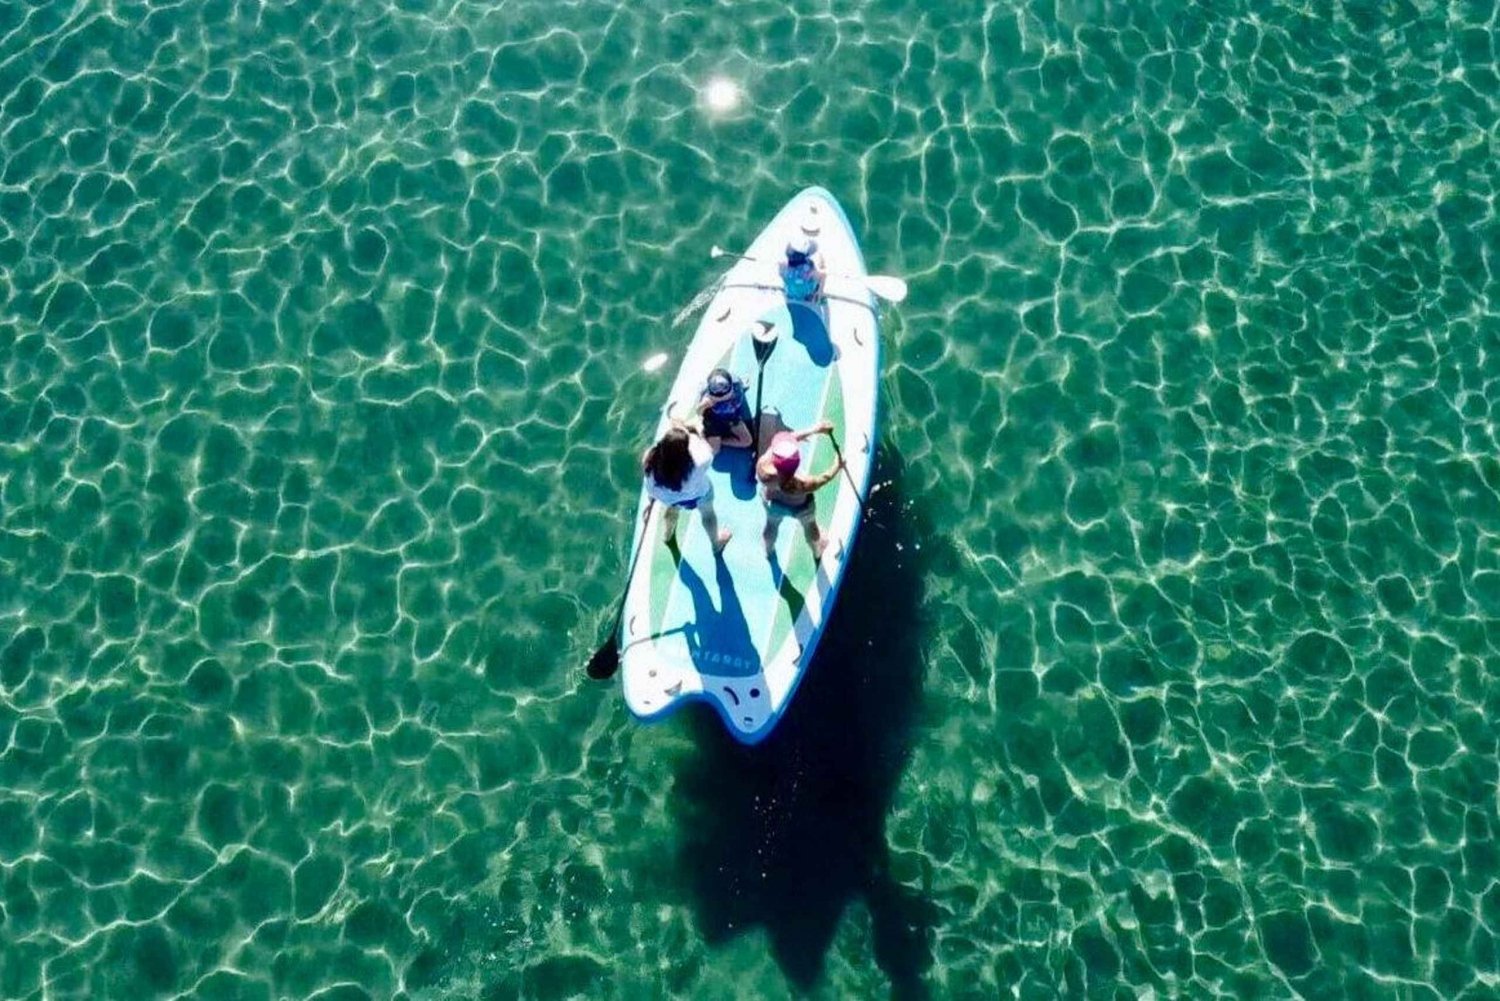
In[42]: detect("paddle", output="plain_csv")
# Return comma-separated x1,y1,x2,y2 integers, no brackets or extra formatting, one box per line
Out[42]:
710,245,909,304
714,282,884,315
749,319,779,472
585,499,656,681
827,430,871,525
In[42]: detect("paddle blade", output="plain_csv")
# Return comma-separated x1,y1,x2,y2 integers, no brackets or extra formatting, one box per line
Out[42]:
710,245,727,259
586,633,621,680
866,275,908,303
750,319,778,363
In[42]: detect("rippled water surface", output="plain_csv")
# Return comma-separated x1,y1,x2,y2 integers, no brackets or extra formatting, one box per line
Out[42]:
2,1,1498,998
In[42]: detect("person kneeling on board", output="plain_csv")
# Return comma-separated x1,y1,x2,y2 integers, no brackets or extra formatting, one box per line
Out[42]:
756,422,842,559
696,367,754,450
643,423,732,553
780,237,826,303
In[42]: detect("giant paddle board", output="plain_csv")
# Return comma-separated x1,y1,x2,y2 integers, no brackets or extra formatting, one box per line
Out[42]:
619,187,881,745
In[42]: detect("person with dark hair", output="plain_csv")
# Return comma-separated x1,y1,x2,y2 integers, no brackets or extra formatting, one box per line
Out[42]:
642,424,731,552
696,367,753,450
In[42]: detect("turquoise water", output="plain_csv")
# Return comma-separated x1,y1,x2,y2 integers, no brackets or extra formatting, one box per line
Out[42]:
2,0,1498,997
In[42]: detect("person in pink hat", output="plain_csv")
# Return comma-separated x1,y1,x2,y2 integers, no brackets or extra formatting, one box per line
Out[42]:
754,421,843,559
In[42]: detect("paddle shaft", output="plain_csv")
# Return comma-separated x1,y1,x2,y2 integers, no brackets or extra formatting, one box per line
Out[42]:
617,499,656,624
749,321,778,482
752,363,766,471
719,247,841,283
591,499,655,678
719,282,879,315
827,432,871,525
712,248,904,302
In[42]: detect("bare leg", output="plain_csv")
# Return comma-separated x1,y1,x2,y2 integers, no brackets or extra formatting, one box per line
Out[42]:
800,511,826,559
662,505,679,545
763,511,784,557
698,495,732,552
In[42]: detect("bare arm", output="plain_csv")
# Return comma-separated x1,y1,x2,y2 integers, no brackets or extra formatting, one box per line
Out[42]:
794,421,833,442
755,453,773,482
799,459,844,492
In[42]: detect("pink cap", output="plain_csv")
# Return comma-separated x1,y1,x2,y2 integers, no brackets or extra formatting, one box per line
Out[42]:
769,432,800,474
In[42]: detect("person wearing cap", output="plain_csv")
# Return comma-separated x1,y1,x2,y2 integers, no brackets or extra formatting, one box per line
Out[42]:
696,367,753,450
780,236,826,303
756,421,842,559
642,424,732,553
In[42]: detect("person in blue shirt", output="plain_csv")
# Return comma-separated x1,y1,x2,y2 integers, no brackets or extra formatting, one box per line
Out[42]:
779,236,826,303
696,367,753,450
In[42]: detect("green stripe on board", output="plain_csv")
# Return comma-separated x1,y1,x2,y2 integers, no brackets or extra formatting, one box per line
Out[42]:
762,355,846,660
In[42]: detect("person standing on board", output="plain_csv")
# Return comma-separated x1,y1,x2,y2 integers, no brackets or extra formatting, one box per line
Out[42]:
780,237,826,303
756,422,842,559
643,423,732,553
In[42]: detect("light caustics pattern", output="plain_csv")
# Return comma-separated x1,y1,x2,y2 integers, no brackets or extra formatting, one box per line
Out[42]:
0,0,1497,999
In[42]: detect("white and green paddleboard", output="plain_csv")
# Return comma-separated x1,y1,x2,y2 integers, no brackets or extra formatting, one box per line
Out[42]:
619,187,881,745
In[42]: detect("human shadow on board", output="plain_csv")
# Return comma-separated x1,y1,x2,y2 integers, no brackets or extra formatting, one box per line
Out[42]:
678,555,761,679
670,445,937,1000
